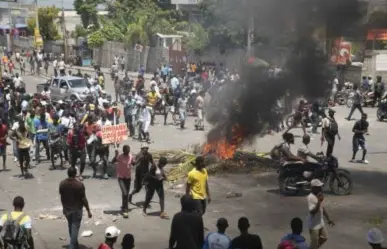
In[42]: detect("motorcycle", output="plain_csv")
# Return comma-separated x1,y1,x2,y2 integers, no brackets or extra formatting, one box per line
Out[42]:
376,93,387,121
285,107,323,128
347,91,374,108
277,153,353,196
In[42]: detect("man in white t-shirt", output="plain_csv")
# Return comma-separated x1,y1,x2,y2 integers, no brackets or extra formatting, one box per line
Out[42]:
13,73,22,88
307,179,334,249
58,59,65,76
53,58,58,76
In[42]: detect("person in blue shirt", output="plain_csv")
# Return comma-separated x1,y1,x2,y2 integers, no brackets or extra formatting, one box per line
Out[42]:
161,64,169,83
279,217,309,249
203,218,231,249
34,113,50,165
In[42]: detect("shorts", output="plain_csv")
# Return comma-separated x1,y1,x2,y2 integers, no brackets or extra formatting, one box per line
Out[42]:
352,137,366,151
309,227,328,249
194,199,207,215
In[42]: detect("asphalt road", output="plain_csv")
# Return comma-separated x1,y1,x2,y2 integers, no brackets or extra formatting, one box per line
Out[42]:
0,72,386,249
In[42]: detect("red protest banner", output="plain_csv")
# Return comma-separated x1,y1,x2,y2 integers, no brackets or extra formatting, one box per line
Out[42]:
102,124,129,144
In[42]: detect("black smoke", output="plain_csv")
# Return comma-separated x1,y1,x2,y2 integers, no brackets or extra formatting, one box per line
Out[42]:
205,0,365,144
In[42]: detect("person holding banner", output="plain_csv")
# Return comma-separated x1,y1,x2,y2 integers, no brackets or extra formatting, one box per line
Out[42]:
84,115,99,178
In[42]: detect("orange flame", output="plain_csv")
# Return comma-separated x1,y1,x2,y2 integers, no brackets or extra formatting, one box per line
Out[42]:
203,125,244,160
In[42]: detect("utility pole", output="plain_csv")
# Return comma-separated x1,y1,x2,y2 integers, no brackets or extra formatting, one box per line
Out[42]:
34,0,43,51
61,0,68,63
247,14,254,57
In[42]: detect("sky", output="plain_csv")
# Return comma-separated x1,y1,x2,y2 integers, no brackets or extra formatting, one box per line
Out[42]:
20,0,101,10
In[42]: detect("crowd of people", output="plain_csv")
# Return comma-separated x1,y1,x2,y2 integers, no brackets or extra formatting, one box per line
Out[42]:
0,48,385,249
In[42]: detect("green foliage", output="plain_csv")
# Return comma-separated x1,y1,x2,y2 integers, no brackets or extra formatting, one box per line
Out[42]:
72,24,88,38
27,6,60,41
87,30,105,48
74,0,101,29
184,23,209,54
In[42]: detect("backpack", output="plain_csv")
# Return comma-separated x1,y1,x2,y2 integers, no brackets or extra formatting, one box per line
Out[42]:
270,142,285,160
327,118,338,135
278,240,298,249
0,212,28,248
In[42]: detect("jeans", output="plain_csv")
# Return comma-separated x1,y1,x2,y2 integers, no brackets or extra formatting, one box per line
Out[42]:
19,148,30,174
86,144,96,174
347,104,363,120
70,148,86,174
179,109,186,128
324,134,335,157
118,178,131,211
65,209,83,249
35,139,50,163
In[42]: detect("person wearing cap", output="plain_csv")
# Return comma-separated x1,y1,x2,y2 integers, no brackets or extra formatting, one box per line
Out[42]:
321,109,340,157
121,233,135,249
307,179,334,249
186,155,211,215
138,103,151,142
128,143,154,204
350,112,369,164
108,102,121,124
367,228,386,249
203,218,231,249
346,84,364,120
146,86,159,125
169,194,204,249
231,217,263,249
98,226,121,249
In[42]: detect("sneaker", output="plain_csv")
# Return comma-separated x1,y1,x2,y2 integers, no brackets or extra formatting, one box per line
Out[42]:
103,174,109,179
349,159,356,163
160,212,169,219
122,212,129,218
13,157,18,162
360,159,369,164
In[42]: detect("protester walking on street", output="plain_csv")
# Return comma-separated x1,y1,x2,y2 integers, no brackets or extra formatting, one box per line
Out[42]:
346,84,364,120
128,143,153,204
142,156,168,218
111,145,134,218
373,75,385,107
321,109,340,157
59,167,92,249
350,113,369,164
186,155,211,215
307,179,335,249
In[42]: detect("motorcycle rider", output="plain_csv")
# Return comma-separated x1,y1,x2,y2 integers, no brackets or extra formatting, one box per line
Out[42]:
298,134,323,179
279,133,306,165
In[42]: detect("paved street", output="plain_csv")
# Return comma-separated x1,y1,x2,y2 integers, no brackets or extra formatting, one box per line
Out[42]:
0,72,386,248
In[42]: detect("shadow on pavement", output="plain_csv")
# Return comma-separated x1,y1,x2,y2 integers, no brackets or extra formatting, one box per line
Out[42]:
62,245,93,249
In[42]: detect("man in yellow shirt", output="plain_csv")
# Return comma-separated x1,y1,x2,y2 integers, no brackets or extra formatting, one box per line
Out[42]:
0,196,34,249
146,88,159,125
186,156,211,215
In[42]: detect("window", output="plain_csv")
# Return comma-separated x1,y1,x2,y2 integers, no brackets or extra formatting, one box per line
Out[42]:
52,79,59,88
59,80,68,88
68,79,87,88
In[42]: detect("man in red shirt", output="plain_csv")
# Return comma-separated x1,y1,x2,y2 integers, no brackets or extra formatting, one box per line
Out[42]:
8,60,14,74
0,119,8,170
67,123,87,180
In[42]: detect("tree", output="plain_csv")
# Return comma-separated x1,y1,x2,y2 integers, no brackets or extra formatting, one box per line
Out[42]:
184,23,209,54
74,0,101,29
27,6,61,41
72,24,88,38
87,30,105,48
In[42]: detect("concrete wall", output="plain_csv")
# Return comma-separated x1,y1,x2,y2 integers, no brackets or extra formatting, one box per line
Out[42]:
363,50,387,80
92,41,169,73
